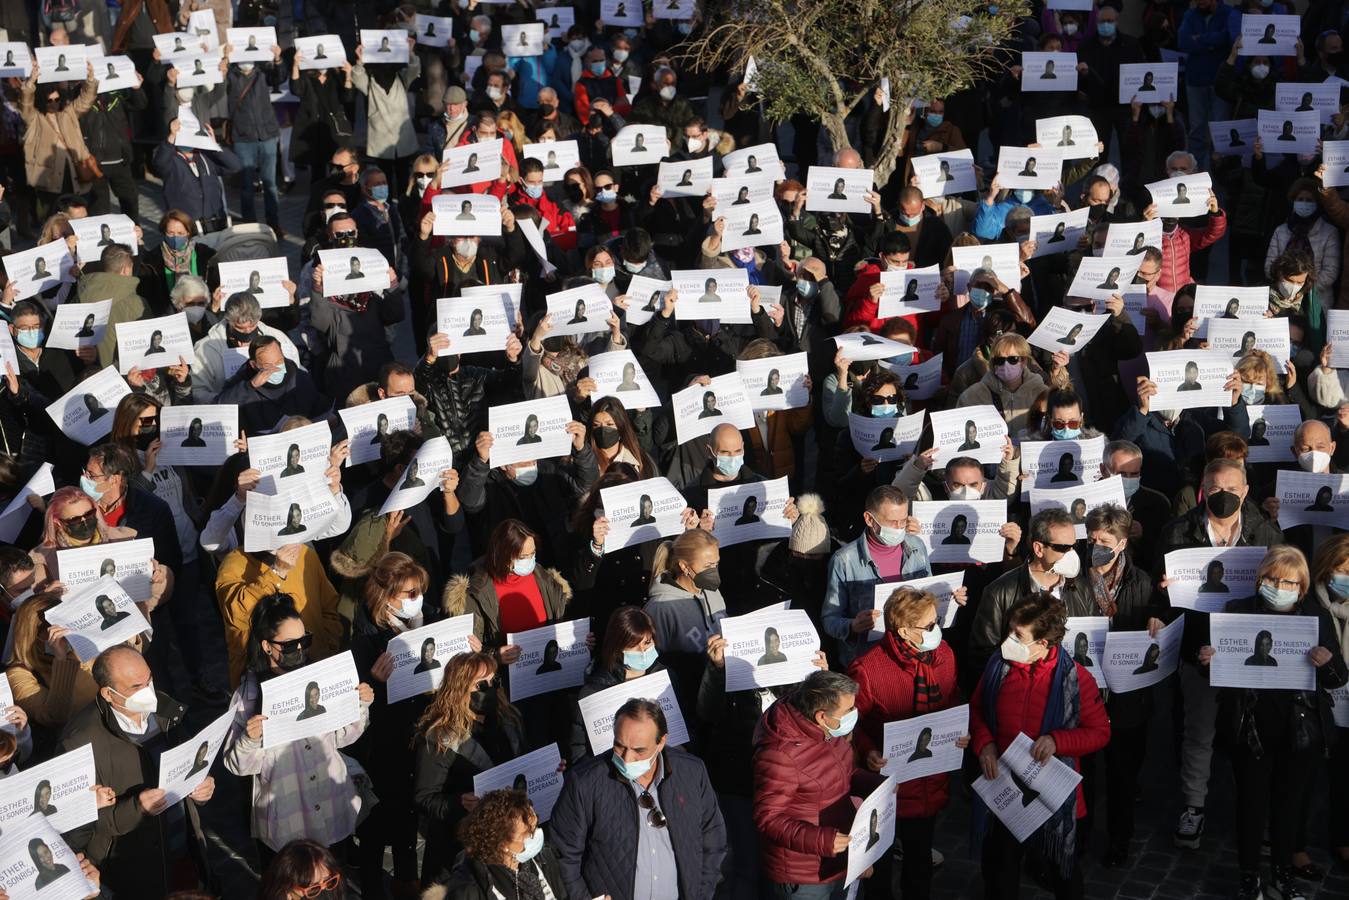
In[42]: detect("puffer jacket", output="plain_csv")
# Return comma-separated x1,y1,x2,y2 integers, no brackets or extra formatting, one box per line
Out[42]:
752,698,886,885
414,358,521,456
1265,216,1342,297
1158,211,1228,293
968,645,1110,818
848,632,960,818
957,367,1053,437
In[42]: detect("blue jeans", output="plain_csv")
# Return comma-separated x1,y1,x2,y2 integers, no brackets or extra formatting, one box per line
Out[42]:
1184,84,1230,170
234,137,279,226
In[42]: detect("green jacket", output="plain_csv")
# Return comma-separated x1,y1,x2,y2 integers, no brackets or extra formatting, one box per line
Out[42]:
628,95,696,141
76,270,148,368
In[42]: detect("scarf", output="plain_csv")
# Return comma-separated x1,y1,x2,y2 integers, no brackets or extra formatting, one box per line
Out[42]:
1283,211,1317,259
894,633,943,712
487,860,548,900
1088,556,1126,619
567,44,589,87
971,647,1080,877
1314,582,1349,665
161,240,194,275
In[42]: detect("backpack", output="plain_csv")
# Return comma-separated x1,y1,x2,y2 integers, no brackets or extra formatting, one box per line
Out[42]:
43,0,80,25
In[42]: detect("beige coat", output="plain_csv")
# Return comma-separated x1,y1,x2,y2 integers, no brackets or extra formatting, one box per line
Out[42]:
20,74,97,193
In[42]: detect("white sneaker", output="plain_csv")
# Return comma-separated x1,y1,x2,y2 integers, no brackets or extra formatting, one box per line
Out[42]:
931,848,944,868
1175,806,1205,849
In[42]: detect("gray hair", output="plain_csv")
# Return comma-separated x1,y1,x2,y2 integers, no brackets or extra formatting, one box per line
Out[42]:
1102,440,1143,470
1165,150,1197,172
1028,508,1075,546
169,274,208,310
470,14,491,31
224,293,262,326
789,670,858,720
1005,205,1033,228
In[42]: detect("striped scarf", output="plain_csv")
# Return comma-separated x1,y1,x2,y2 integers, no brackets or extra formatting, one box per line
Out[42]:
894,633,943,713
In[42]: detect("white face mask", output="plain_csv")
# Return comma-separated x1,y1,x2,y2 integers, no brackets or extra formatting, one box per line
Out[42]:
686,136,704,153
453,239,477,258
177,88,195,103
1000,634,1034,664
1250,64,1270,80
659,85,677,101
512,464,539,486
486,86,504,102
948,484,982,501
1277,279,1302,298
1050,548,1081,579
1298,449,1331,473
612,49,630,63
393,595,424,620
113,682,158,715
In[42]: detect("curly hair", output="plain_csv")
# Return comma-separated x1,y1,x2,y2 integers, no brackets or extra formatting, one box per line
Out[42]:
457,789,536,866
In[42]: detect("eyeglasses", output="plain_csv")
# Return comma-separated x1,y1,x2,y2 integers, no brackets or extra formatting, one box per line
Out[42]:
291,872,342,899
991,356,1021,366
638,790,667,828
60,510,96,530
271,633,313,653
1050,418,1083,430
80,469,112,482
1261,577,1302,592
1044,542,1075,553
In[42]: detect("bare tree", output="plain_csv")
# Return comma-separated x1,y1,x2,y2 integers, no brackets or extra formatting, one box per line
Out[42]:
683,0,1027,183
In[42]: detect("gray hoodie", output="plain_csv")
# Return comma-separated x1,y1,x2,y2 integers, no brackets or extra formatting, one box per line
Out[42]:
645,576,727,656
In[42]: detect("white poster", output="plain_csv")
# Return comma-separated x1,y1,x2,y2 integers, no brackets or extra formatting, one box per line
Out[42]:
521,140,580,182
544,282,613,337
507,619,592,701
1205,316,1290,368
1020,52,1077,92
1323,140,1349,189
1104,220,1162,257
1027,307,1109,355
260,651,362,748
70,214,136,264
1244,404,1301,464
721,199,783,252
0,43,31,78
0,463,54,544
34,45,87,84
1063,616,1108,687
576,669,689,755
708,476,793,548
735,353,809,412
869,571,965,639
846,410,925,463
1239,14,1300,57
880,705,968,782
55,538,154,602
1165,546,1266,613
437,287,517,357
0,745,97,835
115,312,193,374
845,776,898,887
174,53,223,89
535,8,574,41
805,166,874,214
671,267,752,325
1146,349,1235,410
227,26,279,61
1117,62,1179,103
156,404,238,467
600,0,643,27
488,395,574,468
441,139,503,188
910,499,1006,564
972,732,1081,842
1019,436,1105,490
431,193,502,238
1144,172,1212,219
218,257,292,310
950,243,1020,295
589,350,661,410
711,175,775,210
1034,115,1098,160
1193,284,1271,338
1102,615,1184,693
879,352,942,402
247,420,332,493
1028,474,1128,539
378,437,455,515
173,105,221,151
1211,118,1258,166
385,614,475,704
1028,207,1089,259
657,156,714,199
928,405,1007,466
912,149,977,198
1209,613,1318,691
1257,108,1320,155
672,373,755,444
44,366,130,446
473,744,565,822
158,708,234,805
1329,309,1349,367
3,240,75,301
242,481,341,552
43,576,151,663
0,811,98,900
1276,82,1341,125
610,125,669,167
337,395,418,466
994,146,1061,190
295,34,348,70
360,29,410,63
877,264,942,316
721,143,781,181
830,332,912,363
317,247,391,297
154,32,207,62
598,477,688,553
1067,256,1144,305
1274,469,1349,530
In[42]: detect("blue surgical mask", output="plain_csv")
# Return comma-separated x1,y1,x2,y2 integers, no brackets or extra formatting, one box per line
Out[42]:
523,183,544,199
1121,475,1141,501
899,212,921,226
870,402,898,417
591,266,615,283
969,287,991,309
916,623,942,652
925,112,944,128
612,750,655,780
1051,426,1082,441
796,279,816,297
1293,200,1318,218
1259,582,1299,611
512,555,537,577
1097,21,1117,38
370,185,389,202
15,328,42,349
825,707,858,738
512,465,539,486
714,454,744,477
1014,189,1034,204
1240,385,1265,405
589,61,607,76
623,646,659,671
514,827,544,863
266,368,286,385
596,189,618,203
1329,574,1349,599
164,235,188,251
79,476,105,503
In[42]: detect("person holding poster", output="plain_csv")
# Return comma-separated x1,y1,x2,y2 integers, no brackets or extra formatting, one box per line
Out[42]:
848,586,968,899
1186,545,1347,897
439,789,568,897
413,651,526,885
1310,534,1349,865
564,606,662,762
54,644,215,897
223,595,374,855
645,529,730,700
970,594,1109,898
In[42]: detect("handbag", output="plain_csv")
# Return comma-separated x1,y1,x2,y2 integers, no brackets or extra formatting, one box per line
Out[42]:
76,154,103,182
219,72,262,146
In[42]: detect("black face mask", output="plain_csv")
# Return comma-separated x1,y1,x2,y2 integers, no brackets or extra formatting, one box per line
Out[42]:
469,687,497,716
1205,490,1241,518
64,517,96,543
692,567,721,592
227,327,254,347
329,164,348,179
564,182,584,203
538,102,556,117
438,354,460,374
136,427,158,450
275,646,306,672
593,426,621,449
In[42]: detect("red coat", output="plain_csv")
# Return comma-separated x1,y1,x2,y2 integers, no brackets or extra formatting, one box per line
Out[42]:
1158,211,1227,293
848,632,959,819
841,261,930,347
752,698,884,885
967,646,1110,818
503,183,578,252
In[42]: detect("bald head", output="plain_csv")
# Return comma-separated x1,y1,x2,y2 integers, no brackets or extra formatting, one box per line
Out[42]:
834,148,863,169
92,644,153,716
800,257,827,280
708,422,744,455
1293,419,1335,471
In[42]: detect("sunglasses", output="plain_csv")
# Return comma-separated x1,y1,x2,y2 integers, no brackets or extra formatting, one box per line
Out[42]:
1044,542,1076,553
271,633,313,653
138,414,158,426
60,510,96,530
638,789,667,828
291,872,342,899
322,202,345,210
332,230,357,240
990,356,1021,366
475,675,500,691
1050,418,1083,430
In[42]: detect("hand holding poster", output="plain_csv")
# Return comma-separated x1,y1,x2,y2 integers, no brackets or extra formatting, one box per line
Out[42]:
261,651,363,748
217,258,292,310
736,353,809,412
1205,316,1290,368
227,26,280,60
174,105,221,151
44,367,131,446
1276,83,1340,125
243,480,342,552
441,139,503,188
295,34,348,70
359,28,411,62
158,709,234,805
1239,14,1300,56
156,405,238,467
928,405,1008,466
877,264,942,316
1257,108,1320,155
317,247,392,297
437,294,513,356
719,608,819,692
385,615,475,704
544,282,613,337
672,373,755,444
473,744,566,822
1020,436,1105,489
912,149,977,198
0,463,54,544
488,395,574,468
951,243,1021,295
431,193,502,237
337,395,418,466
721,143,781,180
0,43,31,78
870,572,966,640
721,199,783,252
805,166,874,214
1028,207,1089,258
880,705,969,782
47,300,110,352
576,669,690,755
43,576,151,662
522,140,580,182
70,214,136,264
831,332,913,363
846,410,925,463
1028,474,1127,539
708,476,794,548
0,813,98,900
3,240,74,300
657,156,714,199
599,477,688,553
1103,220,1163,257
1063,616,1109,688
1209,613,1318,691
1274,469,1349,530
115,312,193,374
1034,115,1098,159
671,267,751,325
35,45,88,83
1027,307,1109,355
879,352,942,402
1118,62,1178,103
507,618,592,701
1146,349,1235,410
247,420,332,493
1165,546,1265,613
910,499,1007,564
846,777,898,887
414,15,453,47
1330,309,1349,367
0,744,97,835
1103,616,1184,693
1324,140,1349,189
972,732,1082,842
55,539,155,602
378,436,455,515
996,147,1061,190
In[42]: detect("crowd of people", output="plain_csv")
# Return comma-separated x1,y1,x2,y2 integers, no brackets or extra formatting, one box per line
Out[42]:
0,1,1348,900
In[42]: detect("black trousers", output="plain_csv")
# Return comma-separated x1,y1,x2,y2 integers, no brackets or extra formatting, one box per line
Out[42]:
89,160,139,220
1230,743,1320,873
896,815,936,900
1104,721,1149,850
980,820,1084,900
1330,729,1349,850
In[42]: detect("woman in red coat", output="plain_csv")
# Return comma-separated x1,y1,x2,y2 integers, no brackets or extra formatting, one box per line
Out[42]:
849,586,970,900
969,593,1110,900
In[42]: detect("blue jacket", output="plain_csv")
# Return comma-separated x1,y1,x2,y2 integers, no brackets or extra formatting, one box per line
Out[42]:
971,194,1049,241
1178,3,1235,86
550,748,726,900
822,533,931,664
151,142,242,223
1111,408,1208,498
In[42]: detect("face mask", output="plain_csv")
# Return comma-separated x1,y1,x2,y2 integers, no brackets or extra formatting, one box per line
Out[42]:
1250,64,1270,80
1298,449,1331,473
568,39,587,53
1090,543,1118,569
898,212,921,227
183,305,207,324
593,426,621,449
1051,549,1081,578
795,279,817,299
1148,104,1165,119
64,512,97,542
1279,278,1303,298
369,185,389,203
1121,475,1141,501
1293,200,1318,218
324,205,347,222
177,88,195,103
523,182,544,199
612,49,630,63
512,465,539,487
238,63,255,74
113,683,158,715
331,232,358,248
994,361,1022,383
1050,426,1081,441
1205,489,1242,518
1062,21,1078,35
136,427,158,450
912,623,942,652
1259,582,1299,611
1013,189,1034,203
514,828,545,864
1000,634,1033,664
588,61,607,76
454,239,478,258
949,484,982,501
969,287,991,309
692,567,722,592
659,85,677,101
79,476,105,504
623,646,659,671
274,645,306,671
266,368,287,386
623,258,646,273
393,595,423,620
612,750,654,780
1328,574,1349,598
469,687,498,715
676,22,693,35
925,112,944,128
870,402,898,417
597,188,618,203
164,234,189,251
1240,384,1265,405
1097,21,1117,38
486,86,504,101
15,328,42,349
714,454,744,477
872,520,905,547
824,707,858,738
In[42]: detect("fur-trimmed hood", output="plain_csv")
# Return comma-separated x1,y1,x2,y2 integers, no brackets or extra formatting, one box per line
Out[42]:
345,380,430,418
441,565,572,616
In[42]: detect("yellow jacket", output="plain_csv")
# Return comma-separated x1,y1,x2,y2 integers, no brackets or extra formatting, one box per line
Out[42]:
216,546,342,687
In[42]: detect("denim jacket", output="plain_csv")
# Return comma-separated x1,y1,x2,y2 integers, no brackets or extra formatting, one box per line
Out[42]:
822,533,931,664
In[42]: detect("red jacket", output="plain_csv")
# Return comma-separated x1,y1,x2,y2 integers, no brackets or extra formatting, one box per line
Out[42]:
1158,211,1227,293
572,68,631,123
752,699,885,885
841,261,930,347
848,632,960,819
967,646,1110,818
503,183,578,252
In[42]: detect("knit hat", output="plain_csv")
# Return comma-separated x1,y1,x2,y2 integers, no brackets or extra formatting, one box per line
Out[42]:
789,494,830,555
444,85,468,105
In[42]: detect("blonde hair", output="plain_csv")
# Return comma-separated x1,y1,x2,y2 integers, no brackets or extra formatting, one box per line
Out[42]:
405,153,439,196
651,529,719,582
1257,545,1310,596
883,587,937,634
6,592,61,674
989,333,1031,359
1235,350,1284,401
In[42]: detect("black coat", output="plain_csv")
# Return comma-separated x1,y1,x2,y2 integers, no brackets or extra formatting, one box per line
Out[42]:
414,359,522,457
441,848,568,900
217,360,333,434
290,70,354,162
